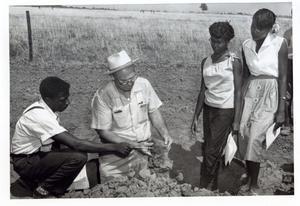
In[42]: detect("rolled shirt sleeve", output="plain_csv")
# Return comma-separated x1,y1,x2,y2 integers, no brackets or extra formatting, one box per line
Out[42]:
145,79,163,113
24,110,67,145
90,90,112,130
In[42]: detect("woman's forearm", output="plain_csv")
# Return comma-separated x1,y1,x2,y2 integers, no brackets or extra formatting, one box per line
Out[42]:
232,58,243,131
277,40,288,114
193,82,205,121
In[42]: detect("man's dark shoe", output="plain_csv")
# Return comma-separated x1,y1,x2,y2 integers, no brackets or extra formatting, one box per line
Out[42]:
33,186,55,199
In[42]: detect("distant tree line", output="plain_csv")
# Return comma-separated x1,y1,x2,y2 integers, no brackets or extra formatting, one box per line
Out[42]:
29,5,118,11
16,4,291,18
140,10,156,13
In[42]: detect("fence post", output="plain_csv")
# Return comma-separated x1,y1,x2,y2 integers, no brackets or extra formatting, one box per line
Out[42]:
26,11,33,61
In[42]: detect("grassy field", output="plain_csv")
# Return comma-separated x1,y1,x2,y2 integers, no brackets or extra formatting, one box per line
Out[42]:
10,7,292,64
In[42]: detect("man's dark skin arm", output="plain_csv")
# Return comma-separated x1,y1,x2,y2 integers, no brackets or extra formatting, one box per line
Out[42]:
95,129,153,155
95,129,140,146
51,131,132,156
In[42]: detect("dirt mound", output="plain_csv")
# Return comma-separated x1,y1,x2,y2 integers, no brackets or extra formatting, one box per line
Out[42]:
63,175,230,198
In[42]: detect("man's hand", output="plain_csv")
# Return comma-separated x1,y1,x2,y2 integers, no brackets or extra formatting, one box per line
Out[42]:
113,142,132,157
132,140,154,156
163,134,173,149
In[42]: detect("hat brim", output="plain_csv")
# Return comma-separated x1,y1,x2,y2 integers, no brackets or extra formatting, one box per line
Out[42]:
106,58,139,74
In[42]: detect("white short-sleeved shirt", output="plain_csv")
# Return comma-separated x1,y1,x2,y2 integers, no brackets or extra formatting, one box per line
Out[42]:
203,53,238,109
91,77,162,142
243,32,284,77
11,99,67,154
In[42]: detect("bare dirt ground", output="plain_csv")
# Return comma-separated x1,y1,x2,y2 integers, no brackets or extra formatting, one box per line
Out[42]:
10,59,294,198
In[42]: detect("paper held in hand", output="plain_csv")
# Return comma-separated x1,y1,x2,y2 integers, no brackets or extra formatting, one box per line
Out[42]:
224,132,237,165
266,123,281,150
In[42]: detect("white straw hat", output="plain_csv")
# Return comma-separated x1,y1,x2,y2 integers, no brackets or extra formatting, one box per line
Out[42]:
106,50,138,74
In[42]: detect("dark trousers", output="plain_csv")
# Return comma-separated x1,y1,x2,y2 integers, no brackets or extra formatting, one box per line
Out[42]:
12,150,87,196
200,104,234,189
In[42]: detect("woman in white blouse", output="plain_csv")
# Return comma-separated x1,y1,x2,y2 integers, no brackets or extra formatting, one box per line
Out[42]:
191,21,243,190
239,8,288,194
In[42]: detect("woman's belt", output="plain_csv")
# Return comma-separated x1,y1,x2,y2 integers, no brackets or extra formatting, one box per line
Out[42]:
248,74,277,80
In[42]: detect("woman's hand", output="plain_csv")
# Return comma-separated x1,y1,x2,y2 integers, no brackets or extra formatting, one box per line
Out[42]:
191,118,198,135
274,111,285,131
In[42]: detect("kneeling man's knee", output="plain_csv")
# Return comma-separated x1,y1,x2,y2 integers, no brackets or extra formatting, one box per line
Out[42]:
68,152,88,165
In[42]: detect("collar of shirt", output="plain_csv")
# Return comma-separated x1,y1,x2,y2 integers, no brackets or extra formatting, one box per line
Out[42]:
247,32,275,53
38,98,61,121
131,77,144,96
208,51,237,64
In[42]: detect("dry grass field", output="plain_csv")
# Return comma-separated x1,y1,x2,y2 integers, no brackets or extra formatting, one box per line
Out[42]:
9,6,293,197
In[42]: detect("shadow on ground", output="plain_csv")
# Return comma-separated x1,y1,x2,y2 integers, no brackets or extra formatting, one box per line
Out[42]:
168,141,202,188
168,141,247,194
217,158,246,194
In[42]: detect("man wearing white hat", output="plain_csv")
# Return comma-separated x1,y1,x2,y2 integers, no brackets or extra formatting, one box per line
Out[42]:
90,50,173,181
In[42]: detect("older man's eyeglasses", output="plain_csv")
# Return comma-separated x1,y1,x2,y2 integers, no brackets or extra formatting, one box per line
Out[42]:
117,74,138,85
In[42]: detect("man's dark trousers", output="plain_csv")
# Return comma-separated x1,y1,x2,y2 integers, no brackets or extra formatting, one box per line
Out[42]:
11,150,87,196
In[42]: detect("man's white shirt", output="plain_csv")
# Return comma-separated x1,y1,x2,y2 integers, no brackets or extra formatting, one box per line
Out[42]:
11,98,67,154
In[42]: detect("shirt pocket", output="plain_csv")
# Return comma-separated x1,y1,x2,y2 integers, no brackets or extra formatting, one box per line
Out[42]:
112,105,130,128
137,103,148,123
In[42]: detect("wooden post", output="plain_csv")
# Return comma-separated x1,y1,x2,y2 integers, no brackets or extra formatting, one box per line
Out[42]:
26,11,33,61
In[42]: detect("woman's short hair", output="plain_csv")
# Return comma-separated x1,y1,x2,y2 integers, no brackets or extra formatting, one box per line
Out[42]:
39,76,70,99
253,8,276,30
209,21,235,42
